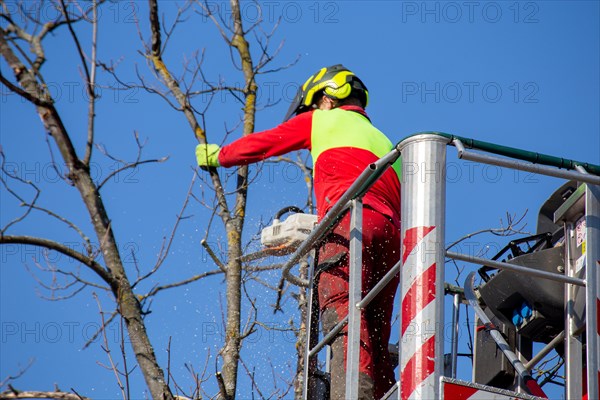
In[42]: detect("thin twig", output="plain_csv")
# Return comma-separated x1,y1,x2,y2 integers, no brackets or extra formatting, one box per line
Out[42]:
0,359,35,389
0,150,42,234
82,310,118,350
133,174,197,287
93,293,126,400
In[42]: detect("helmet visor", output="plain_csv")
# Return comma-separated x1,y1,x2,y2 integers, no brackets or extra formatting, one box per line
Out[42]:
283,87,304,122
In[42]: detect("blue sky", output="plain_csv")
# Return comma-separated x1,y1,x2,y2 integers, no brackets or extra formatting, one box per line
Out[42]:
1,1,599,399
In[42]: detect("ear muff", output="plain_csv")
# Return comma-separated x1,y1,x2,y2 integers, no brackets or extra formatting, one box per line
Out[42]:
324,82,352,100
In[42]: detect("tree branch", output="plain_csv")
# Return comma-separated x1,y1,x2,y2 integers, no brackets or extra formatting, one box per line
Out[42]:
0,235,113,285
0,70,51,106
95,133,169,191
0,359,35,389
147,0,230,223
201,239,227,272
0,150,42,235
0,388,91,400
133,173,197,287
142,268,224,299
93,293,128,400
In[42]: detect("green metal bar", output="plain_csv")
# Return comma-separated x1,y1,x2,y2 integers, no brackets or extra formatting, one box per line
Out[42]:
401,132,600,176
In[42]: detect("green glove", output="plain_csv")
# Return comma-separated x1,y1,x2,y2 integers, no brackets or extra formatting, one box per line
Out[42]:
195,144,221,168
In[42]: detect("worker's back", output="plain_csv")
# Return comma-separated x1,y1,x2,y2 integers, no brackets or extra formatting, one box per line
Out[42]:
311,106,401,226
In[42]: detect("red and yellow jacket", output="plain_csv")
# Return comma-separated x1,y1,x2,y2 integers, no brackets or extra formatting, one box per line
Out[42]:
218,105,401,227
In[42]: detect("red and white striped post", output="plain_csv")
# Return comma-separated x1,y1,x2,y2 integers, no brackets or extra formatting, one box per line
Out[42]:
398,134,447,400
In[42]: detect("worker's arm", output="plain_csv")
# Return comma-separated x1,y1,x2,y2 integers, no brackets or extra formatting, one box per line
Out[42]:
216,111,312,167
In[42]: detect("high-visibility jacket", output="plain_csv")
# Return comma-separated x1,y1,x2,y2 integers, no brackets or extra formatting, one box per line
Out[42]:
218,105,401,227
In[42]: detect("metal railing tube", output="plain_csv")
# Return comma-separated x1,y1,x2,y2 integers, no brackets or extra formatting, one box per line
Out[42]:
450,292,461,378
345,199,363,398
415,131,600,176
282,148,401,287
306,259,401,358
524,331,565,371
446,251,586,287
357,260,401,310
305,260,400,359
308,316,349,358
453,139,600,186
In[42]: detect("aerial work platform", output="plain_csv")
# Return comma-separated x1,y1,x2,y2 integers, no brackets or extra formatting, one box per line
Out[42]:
274,132,599,399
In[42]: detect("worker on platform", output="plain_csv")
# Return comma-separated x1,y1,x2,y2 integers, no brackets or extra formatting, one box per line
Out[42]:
196,64,401,399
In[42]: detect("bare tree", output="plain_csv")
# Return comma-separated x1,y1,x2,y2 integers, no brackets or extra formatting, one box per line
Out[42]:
141,1,307,397
0,0,174,398
1,0,308,398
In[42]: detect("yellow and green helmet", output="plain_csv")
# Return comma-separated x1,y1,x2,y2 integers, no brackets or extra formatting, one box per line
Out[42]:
283,64,369,121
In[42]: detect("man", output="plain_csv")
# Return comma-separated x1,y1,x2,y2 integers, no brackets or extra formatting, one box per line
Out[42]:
196,64,401,399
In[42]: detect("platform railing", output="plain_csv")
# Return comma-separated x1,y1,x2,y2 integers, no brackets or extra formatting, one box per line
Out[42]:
281,132,599,400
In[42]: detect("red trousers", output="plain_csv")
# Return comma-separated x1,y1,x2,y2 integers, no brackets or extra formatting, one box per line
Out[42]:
317,208,400,400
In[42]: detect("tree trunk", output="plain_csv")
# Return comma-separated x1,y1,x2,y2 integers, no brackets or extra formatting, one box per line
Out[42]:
217,1,257,398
